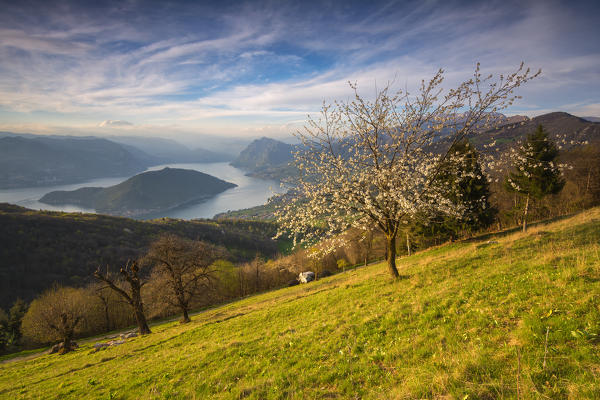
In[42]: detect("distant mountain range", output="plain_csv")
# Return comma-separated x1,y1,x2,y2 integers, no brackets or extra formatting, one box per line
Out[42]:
40,167,236,217
0,135,149,189
109,136,231,163
469,112,600,151
582,116,600,123
230,137,296,181
2,111,597,190
0,132,232,189
230,112,600,183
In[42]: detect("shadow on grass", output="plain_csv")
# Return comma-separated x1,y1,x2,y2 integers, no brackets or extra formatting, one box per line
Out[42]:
463,212,580,244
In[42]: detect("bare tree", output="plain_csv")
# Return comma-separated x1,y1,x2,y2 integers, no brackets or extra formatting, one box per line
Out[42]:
94,261,151,335
21,286,88,354
275,63,539,278
144,234,219,323
85,282,134,334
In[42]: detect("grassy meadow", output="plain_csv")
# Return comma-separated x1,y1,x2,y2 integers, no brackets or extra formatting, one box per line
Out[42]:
1,209,599,399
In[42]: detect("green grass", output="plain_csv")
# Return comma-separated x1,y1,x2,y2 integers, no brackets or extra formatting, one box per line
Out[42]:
2,209,600,399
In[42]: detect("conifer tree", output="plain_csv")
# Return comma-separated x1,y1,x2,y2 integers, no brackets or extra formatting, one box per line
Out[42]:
505,125,564,232
431,139,496,238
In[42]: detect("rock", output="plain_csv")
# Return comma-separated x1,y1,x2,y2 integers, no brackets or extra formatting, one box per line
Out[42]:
48,344,60,354
48,341,79,354
298,271,315,283
120,332,138,339
108,340,125,346
93,343,110,352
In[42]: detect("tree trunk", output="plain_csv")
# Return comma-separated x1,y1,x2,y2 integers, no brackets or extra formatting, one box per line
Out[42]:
61,332,73,354
386,234,400,279
585,168,591,196
181,307,191,324
134,306,151,335
102,299,111,332
522,193,530,233
406,232,411,256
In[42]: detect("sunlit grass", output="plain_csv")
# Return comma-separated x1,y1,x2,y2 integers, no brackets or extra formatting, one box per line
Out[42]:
1,208,599,399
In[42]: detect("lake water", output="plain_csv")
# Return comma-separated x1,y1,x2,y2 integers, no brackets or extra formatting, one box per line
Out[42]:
0,162,285,219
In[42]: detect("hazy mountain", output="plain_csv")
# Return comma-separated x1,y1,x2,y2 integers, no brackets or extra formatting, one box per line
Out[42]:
40,167,236,217
230,137,297,180
582,116,600,123
109,136,232,163
0,136,149,189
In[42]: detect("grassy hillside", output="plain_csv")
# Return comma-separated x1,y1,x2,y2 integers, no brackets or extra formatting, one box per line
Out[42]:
2,208,599,399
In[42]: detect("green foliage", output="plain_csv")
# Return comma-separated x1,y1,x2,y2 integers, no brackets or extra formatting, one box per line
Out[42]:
432,140,496,237
7,299,28,345
336,258,349,271
0,308,8,352
505,124,565,199
0,299,29,352
411,140,496,244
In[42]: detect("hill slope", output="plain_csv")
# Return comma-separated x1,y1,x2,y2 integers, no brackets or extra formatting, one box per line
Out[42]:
1,209,599,398
0,203,280,309
40,168,236,217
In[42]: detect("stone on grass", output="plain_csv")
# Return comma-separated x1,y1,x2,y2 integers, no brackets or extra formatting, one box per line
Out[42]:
48,341,79,354
298,271,315,283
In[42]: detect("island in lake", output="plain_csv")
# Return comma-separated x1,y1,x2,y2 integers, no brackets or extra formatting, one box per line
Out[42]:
40,167,237,217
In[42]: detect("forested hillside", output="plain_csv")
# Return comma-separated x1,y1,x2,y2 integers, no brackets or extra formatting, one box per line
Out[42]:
0,204,281,309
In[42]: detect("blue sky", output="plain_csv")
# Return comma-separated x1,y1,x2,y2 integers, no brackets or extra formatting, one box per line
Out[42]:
0,0,598,143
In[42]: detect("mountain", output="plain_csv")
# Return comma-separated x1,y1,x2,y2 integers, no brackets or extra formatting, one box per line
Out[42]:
582,116,600,123
230,137,296,180
109,136,232,163
0,136,149,189
0,203,280,309
462,112,600,152
40,168,236,217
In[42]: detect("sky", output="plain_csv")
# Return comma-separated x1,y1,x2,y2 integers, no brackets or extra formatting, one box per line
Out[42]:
0,0,599,144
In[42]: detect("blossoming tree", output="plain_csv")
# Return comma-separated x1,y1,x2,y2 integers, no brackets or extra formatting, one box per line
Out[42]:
275,63,539,278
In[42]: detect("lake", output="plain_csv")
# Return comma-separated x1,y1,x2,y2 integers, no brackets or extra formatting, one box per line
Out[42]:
0,162,285,219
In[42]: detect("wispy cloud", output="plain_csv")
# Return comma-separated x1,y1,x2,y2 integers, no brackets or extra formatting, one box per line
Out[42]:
99,120,133,127
0,0,598,139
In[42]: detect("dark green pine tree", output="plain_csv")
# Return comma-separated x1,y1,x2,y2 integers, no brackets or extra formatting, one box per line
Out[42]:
412,140,496,247
433,139,497,238
504,124,565,232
